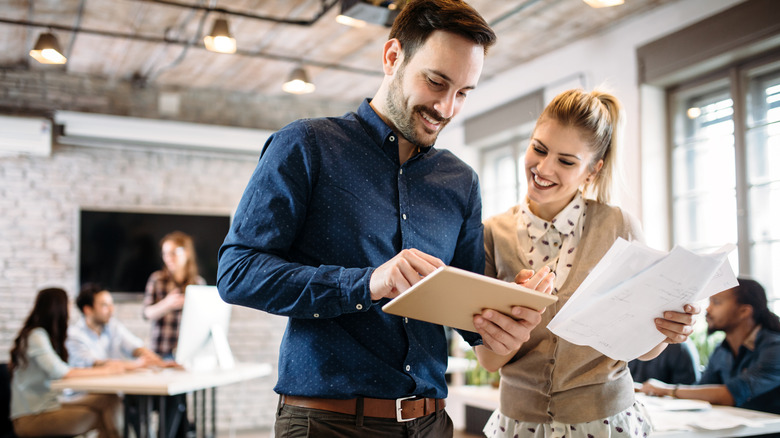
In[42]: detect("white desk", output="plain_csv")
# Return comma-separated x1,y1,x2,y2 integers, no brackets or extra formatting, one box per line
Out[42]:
636,393,780,437
446,384,500,431
51,362,271,438
448,386,780,438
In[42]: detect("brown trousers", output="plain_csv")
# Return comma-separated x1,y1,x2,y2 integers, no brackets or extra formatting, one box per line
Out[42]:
12,393,121,438
275,403,453,438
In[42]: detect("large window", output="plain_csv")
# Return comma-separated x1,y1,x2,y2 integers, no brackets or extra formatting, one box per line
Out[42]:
465,90,545,220
670,82,738,254
480,136,529,220
669,57,780,307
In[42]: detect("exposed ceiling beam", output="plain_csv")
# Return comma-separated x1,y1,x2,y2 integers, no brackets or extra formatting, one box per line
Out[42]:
0,17,383,77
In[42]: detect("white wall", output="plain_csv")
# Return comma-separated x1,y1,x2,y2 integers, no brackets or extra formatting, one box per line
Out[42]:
0,139,286,432
441,0,745,249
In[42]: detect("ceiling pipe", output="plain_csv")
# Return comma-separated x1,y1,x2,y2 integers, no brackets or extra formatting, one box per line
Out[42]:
0,17,383,77
135,0,339,26
489,0,546,27
144,0,210,81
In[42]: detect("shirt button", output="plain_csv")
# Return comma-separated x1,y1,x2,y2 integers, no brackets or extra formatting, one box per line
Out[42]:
356,304,363,310
405,365,411,372
389,135,396,142
404,317,408,323
313,313,320,318
402,214,407,220
549,359,555,365
399,169,403,175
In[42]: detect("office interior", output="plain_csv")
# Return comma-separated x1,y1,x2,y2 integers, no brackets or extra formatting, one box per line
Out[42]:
1,0,779,435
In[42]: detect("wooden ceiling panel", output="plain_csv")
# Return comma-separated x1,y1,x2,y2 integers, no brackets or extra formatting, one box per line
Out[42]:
0,0,683,105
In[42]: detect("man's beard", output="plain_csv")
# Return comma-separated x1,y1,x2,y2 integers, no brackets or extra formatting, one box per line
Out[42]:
385,67,449,148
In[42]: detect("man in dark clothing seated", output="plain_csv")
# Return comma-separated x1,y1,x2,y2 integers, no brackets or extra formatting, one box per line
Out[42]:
639,278,780,415
628,340,700,385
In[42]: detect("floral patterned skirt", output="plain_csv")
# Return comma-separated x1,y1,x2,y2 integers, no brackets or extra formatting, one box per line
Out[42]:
482,401,653,438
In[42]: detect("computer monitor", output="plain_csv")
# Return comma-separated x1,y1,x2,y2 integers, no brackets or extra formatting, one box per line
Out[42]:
175,285,234,370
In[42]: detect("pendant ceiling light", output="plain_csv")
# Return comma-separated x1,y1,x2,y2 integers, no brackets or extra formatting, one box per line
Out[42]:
583,0,624,7
29,32,67,65
204,17,236,54
282,66,315,95
336,0,401,27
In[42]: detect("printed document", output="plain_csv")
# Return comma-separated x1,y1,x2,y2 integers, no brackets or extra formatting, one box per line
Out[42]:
547,238,737,361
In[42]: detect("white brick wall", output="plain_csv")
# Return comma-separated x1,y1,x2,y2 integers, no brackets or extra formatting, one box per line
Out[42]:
0,141,287,431
0,68,358,133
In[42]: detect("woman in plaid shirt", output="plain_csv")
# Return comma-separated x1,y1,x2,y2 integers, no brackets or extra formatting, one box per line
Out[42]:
142,230,206,358
141,231,205,438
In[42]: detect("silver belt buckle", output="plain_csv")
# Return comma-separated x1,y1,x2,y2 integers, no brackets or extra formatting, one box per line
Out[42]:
395,395,417,422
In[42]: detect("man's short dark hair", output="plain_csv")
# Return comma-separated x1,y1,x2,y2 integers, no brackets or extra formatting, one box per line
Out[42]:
76,282,105,314
389,0,496,63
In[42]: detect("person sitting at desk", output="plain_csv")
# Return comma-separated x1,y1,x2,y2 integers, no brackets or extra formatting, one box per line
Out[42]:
67,282,170,370
68,283,176,438
639,277,780,414
628,339,701,385
9,287,125,438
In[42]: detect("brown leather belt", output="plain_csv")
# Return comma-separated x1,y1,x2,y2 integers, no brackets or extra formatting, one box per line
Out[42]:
280,395,446,422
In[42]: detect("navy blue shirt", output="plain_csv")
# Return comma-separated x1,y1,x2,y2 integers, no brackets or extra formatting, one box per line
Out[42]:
699,327,780,414
628,340,701,384
217,99,484,400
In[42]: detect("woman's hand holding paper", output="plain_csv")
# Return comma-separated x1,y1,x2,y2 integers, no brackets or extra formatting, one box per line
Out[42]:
655,303,700,344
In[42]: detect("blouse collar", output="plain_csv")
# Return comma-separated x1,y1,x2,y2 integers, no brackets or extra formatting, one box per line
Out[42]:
521,192,585,242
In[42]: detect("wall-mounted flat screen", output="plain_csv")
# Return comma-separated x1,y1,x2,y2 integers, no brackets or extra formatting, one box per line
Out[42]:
79,209,230,293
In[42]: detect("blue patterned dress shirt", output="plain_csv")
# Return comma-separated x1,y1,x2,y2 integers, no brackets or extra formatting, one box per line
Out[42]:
217,99,484,400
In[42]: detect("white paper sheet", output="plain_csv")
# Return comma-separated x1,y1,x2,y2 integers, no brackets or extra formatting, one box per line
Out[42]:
636,393,780,433
639,395,712,412
547,239,738,361
647,409,764,432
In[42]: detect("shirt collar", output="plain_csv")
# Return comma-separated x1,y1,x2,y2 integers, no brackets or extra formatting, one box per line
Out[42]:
77,315,112,338
356,98,433,163
521,192,585,242
744,325,761,351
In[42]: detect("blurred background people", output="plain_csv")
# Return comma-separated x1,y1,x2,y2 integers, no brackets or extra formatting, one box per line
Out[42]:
639,278,780,414
628,339,701,385
142,231,204,438
9,287,124,438
69,282,176,438
142,231,205,359
68,282,169,369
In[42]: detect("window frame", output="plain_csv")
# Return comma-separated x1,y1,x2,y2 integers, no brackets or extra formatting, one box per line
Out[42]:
666,50,780,305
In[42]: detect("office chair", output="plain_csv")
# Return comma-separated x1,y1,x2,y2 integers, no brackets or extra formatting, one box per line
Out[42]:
0,363,16,438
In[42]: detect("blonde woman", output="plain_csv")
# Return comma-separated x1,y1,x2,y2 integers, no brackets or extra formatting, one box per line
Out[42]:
476,89,700,438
